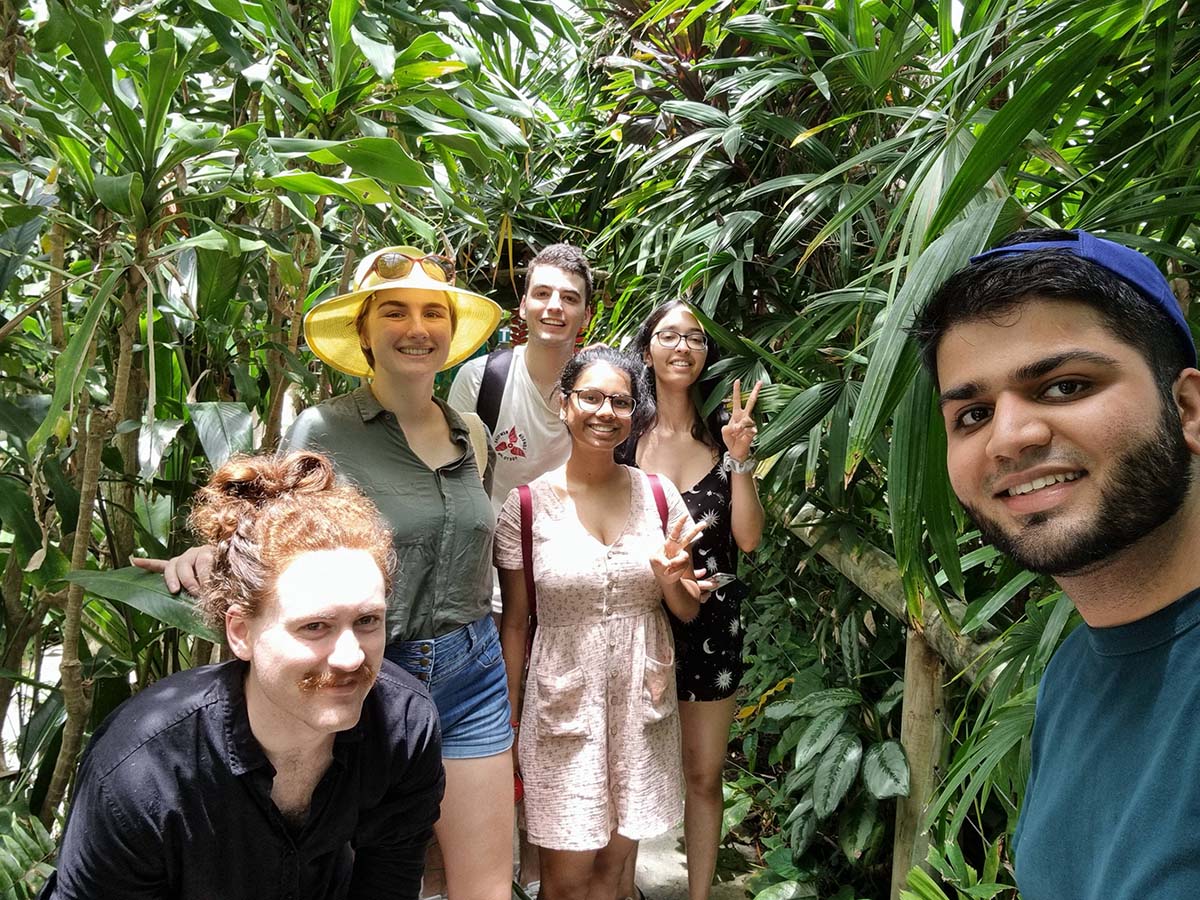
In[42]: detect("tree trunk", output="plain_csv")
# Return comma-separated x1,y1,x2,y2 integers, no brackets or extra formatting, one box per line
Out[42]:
108,240,150,565
48,220,66,348
38,410,107,826
889,630,946,899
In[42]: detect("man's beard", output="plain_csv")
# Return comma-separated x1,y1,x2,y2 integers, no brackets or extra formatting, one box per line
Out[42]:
962,403,1192,576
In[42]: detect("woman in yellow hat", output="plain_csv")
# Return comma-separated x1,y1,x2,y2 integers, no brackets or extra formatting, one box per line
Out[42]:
144,248,514,900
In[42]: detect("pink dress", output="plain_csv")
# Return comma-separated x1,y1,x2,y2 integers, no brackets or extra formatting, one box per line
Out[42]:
494,467,691,851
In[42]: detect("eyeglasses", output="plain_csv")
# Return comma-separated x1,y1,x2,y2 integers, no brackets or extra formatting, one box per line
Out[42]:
569,389,637,418
369,249,456,284
653,329,707,351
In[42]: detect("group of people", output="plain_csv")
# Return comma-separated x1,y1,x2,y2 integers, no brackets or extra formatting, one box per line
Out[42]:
42,228,1200,900
50,243,765,900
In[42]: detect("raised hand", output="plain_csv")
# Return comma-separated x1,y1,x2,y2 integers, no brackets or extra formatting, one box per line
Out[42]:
721,378,761,463
650,514,706,587
131,545,216,595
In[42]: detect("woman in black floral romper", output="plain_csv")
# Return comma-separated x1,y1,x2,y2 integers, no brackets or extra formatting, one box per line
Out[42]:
617,300,765,900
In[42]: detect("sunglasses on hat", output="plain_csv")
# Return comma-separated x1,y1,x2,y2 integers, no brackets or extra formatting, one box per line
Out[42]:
369,249,456,284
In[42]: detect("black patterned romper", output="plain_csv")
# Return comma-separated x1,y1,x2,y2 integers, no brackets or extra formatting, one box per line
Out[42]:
620,444,748,701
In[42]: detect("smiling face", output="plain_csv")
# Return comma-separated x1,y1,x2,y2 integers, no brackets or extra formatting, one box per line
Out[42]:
358,288,453,377
229,547,388,741
520,264,591,348
938,298,1192,575
561,361,635,452
645,305,708,390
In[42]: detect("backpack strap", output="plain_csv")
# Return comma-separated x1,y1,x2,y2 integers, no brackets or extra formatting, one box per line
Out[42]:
477,347,514,434
518,484,537,669
646,473,670,534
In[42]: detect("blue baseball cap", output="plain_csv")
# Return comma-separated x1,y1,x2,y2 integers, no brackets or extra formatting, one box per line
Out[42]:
970,229,1197,367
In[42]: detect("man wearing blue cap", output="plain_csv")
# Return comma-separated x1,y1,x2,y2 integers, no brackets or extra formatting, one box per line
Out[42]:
911,228,1200,899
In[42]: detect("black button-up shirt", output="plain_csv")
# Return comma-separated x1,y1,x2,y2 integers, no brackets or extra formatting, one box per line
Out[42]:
41,660,444,900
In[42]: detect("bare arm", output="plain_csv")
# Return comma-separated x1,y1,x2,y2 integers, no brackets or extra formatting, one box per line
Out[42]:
723,378,765,553
498,567,531,766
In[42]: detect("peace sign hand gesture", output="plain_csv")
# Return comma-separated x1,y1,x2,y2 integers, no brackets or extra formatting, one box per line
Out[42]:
650,514,707,589
721,378,762,463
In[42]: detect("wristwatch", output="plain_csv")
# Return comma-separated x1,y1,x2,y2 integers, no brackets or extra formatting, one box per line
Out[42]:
723,451,756,475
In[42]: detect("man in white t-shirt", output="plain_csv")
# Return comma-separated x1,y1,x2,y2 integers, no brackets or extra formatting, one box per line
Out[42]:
447,243,592,898
448,243,594,597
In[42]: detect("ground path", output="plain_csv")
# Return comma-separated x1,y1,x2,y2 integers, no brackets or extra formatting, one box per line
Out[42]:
636,825,752,900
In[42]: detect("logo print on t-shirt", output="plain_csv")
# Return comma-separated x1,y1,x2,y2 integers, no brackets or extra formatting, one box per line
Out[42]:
495,426,528,460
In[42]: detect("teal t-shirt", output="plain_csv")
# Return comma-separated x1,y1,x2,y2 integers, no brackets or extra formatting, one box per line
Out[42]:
1014,587,1200,899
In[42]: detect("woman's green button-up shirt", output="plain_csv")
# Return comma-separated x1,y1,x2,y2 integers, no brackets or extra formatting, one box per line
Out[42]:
281,386,495,643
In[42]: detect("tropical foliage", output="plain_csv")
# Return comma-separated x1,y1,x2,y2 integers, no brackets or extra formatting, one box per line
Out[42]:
2,0,1199,897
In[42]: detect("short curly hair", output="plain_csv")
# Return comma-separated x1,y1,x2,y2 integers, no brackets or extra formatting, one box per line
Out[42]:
189,451,394,634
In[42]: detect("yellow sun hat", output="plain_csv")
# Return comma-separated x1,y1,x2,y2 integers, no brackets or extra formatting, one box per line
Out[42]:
303,246,502,378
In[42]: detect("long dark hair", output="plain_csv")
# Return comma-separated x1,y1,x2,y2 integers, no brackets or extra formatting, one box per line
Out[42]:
628,300,728,453
558,344,655,444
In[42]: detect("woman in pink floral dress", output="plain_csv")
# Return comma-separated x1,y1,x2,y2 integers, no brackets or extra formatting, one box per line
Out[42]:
496,345,708,900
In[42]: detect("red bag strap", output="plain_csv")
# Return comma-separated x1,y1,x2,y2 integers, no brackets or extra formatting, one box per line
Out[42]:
647,473,669,535
518,484,536,612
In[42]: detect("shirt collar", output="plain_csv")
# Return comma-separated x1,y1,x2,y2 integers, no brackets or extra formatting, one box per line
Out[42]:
350,385,470,440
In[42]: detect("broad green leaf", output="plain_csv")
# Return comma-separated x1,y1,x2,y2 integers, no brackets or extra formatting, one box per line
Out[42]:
188,402,254,467
792,709,847,771
0,209,47,298
862,740,910,799
28,267,122,459
64,7,145,165
66,567,221,643
889,369,934,619
258,171,391,204
837,794,879,862
755,880,818,900
138,418,186,479
0,476,41,564
720,793,752,839
93,172,145,219
791,687,861,718
661,100,732,128
351,24,395,80
315,138,431,187
813,732,862,818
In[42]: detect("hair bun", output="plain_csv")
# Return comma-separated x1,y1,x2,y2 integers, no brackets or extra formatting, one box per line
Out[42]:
191,452,338,545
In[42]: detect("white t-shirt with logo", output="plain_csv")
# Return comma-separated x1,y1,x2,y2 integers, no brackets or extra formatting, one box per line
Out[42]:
448,345,572,609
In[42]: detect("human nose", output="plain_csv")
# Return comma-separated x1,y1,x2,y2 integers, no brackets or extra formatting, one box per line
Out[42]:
544,290,564,314
328,627,366,671
984,395,1052,460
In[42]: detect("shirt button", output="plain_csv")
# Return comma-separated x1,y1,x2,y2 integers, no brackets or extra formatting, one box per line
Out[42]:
419,658,430,667
421,643,432,652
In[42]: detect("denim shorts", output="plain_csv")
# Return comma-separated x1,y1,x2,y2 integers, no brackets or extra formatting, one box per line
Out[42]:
385,614,513,759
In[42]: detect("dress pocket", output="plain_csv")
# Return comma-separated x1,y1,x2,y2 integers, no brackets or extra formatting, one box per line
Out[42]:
643,648,677,724
535,665,589,737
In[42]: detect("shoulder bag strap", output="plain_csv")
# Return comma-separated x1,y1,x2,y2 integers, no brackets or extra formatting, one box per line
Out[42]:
477,347,514,434
646,473,670,535
518,484,537,671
